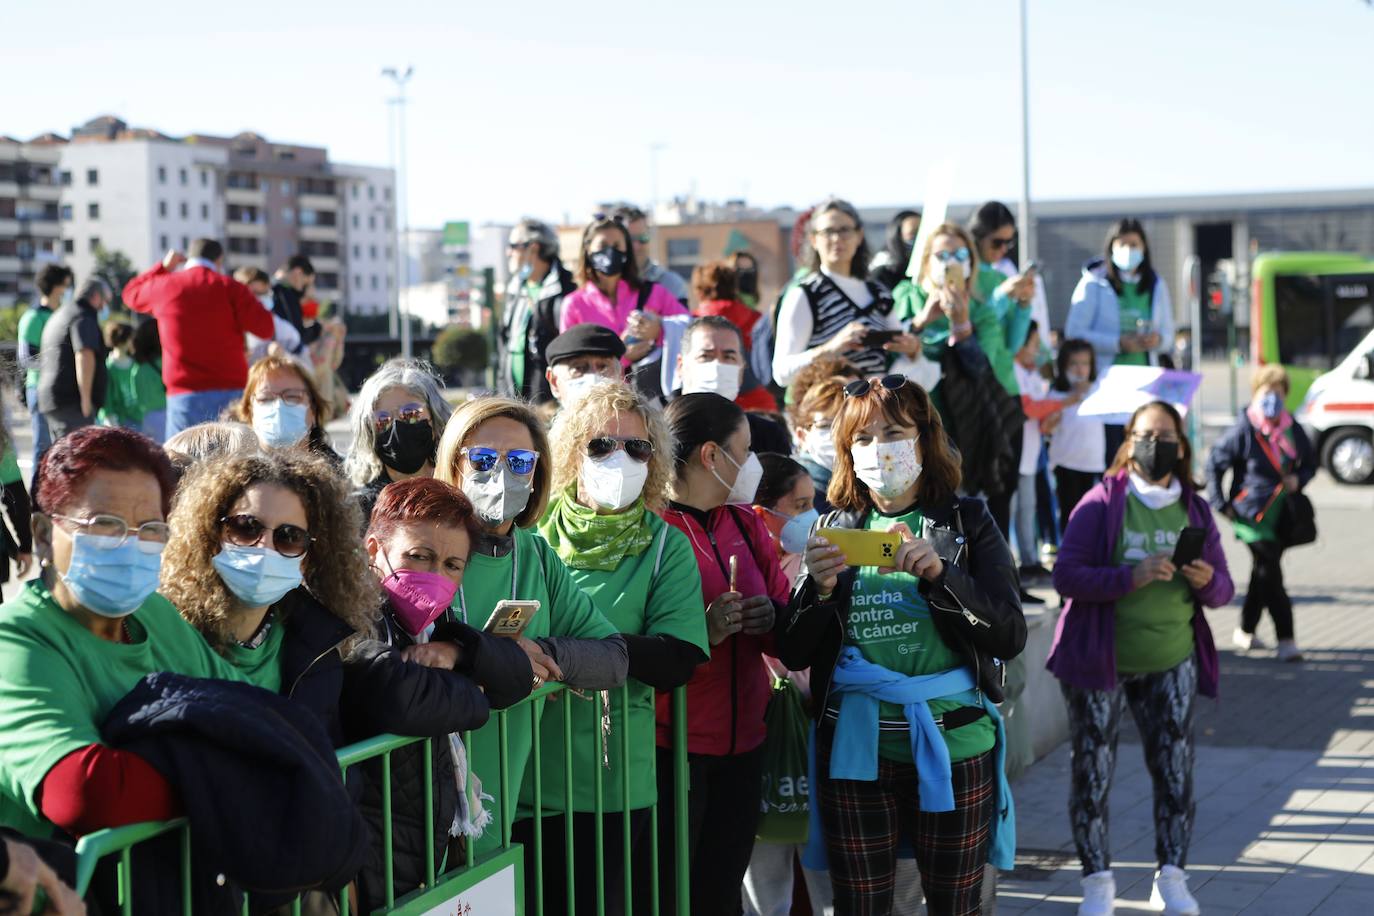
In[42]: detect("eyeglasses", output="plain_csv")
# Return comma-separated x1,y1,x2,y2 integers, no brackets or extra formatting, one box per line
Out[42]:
372,401,429,432
507,240,532,251
1132,432,1180,445
220,514,314,558
460,446,540,476
253,387,310,407
52,514,171,548
934,247,971,264
987,234,1016,251
844,374,909,399
587,436,655,463
813,226,858,241
634,233,651,245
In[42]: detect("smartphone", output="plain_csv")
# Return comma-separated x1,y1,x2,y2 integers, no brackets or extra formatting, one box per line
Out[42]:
944,264,965,295
816,528,902,567
861,329,903,348
483,599,540,638
1171,527,1206,568
1024,260,1040,276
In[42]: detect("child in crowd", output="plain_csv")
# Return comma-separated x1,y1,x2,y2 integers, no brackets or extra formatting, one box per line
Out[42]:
1047,338,1105,532
99,321,139,429
1013,321,1058,590
130,320,168,443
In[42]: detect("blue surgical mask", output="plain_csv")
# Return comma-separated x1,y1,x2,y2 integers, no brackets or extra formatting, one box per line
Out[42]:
62,532,163,618
1260,391,1283,419
253,399,311,448
516,263,533,283
213,544,304,608
97,305,111,322
765,506,820,556
1111,244,1144,273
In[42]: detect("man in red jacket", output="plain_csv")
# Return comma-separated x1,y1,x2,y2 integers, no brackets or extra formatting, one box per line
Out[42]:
124,239,276,439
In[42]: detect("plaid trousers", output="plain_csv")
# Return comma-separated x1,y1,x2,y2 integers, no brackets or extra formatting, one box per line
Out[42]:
815,724,995,916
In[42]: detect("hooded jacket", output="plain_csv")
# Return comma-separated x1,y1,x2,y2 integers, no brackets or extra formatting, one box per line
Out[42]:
777,496,1026,721
1207,408,1317,523
659,504,791,756
1046,470,1235,696
1066,258,1175,372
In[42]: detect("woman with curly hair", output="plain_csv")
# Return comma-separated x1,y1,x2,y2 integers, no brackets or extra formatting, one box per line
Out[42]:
519,382,707,916
230,354,340,465
161,451,489,785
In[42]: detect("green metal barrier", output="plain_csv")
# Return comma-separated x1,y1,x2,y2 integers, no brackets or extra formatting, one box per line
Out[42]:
72,684,693,915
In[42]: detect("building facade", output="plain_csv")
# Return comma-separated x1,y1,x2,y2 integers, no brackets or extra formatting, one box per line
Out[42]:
0,140,63,308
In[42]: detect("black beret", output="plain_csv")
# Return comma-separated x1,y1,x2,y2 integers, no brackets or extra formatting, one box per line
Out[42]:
545,323,627,366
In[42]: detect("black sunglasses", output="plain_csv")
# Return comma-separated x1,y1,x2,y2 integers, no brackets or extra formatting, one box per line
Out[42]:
844,374,909,399
220,514,314,558
587,436,655,463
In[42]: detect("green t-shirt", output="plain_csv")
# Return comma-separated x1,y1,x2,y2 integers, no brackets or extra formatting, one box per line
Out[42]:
0,448,21,486
1116,281,1151,367
226,615,286,693
100,354,139,426
131,360,167,414
451,526,620,853
0,582,244,836
17,305,52,390
522,509,707,814
838,509,997,763
1113,493,1196,673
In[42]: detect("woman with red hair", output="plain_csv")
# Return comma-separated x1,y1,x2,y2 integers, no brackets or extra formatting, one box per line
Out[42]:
691,260,776,412
0,427,240,839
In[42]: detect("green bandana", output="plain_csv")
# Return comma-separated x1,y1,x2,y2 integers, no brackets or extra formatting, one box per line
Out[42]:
539,486,656,572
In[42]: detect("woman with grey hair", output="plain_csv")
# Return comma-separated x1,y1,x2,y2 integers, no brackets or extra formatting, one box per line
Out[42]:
346,357,454,520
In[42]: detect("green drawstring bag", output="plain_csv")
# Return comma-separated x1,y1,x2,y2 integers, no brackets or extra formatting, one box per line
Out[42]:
756,676,811,845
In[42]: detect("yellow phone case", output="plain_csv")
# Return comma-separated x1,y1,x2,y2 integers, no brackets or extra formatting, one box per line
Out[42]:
816,528,902,567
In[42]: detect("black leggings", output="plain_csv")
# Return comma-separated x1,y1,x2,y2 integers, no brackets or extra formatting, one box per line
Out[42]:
1241,541,1294,640
1054,468,1100,533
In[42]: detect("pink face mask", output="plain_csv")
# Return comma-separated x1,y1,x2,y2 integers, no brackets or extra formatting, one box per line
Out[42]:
382,568,460,637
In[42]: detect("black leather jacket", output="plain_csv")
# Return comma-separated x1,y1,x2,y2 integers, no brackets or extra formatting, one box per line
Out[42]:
777,495,1026,717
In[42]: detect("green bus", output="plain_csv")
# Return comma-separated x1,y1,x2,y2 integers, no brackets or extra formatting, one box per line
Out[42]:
1251,252,1374,407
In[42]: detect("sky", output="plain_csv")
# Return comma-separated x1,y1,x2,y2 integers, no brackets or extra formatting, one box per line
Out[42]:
5,0,1372,229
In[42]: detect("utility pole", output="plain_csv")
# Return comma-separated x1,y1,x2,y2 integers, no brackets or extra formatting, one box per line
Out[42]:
1017,0,1034,265
383,65,414,357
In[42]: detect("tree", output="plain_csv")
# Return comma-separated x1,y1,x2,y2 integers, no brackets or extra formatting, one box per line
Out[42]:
431,326,489,376
92,245,137,312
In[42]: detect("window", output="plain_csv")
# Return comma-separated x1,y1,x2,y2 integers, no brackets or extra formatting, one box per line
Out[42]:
181,235,189,250
385,215,392,230
352,244,360,258
368,215,376,230
158,166,167,184
384,187,392,201
179,168,188,186
200,170,209,188
86,168,98,186
371,275,378,290
369,245,377,259
355,274,362,289
368,186,375,201
281,180,291,195
201,203,209,220
63,238,74,254
352,185,359,199
160,234,169,250
259,178,270,192
385,245,392,259
179,202,189,219
283,208,294,223
158,201,167,217
60,204,72,220
352,214,359,229
87,202,100,219
666,239,700,259
89,236,100,252
60,170,71,186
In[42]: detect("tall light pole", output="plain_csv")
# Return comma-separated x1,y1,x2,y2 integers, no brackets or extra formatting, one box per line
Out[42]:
383,65,414,358
649,143,667,215
1017,0,1034,265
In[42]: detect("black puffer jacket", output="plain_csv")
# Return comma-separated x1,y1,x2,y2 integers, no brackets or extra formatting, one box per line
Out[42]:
778,496,1026,720
937,338,1023,499
348,606,533,913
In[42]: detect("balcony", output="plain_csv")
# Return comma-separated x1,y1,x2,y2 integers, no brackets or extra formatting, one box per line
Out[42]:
299,224,339,243
298,192,337,211
19,183,62,202
226,220,267,238
225,186,265,206
308,255,341,271
17,218,60,239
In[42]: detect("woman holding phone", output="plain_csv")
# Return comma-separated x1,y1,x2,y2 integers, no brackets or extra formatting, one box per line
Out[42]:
657,392,791,914
1048,401,1234,916
780,374,1024,915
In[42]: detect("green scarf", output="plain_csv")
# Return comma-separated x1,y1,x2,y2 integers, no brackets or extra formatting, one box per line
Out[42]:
539,486,656,572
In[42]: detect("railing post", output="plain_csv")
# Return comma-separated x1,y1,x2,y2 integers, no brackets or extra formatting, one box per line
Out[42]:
672,685,690,916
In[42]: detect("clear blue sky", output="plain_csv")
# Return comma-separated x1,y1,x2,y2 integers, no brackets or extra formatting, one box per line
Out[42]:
5,0,1370,228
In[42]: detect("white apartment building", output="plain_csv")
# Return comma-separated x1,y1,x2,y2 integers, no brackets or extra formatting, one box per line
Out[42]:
337,164,396,316
57,139,227,283
0,140,63,308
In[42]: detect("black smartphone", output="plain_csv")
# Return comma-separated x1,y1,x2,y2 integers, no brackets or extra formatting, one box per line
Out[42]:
862,329,903,347
1172,527,1206,567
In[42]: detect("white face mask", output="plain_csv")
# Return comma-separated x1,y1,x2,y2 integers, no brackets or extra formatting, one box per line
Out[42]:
850,438,922,500
558,372,609,407
711,447,763,505
927,258,971,288
682,360,742,403
462,466,533,527
803,426,837,469
581,450,649,512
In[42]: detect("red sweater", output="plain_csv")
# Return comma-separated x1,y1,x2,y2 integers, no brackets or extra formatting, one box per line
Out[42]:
41,744,181,837
124,264,275,395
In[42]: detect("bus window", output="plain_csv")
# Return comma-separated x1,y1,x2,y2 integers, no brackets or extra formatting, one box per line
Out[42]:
1273,274,1328,369
1330,275,1374,359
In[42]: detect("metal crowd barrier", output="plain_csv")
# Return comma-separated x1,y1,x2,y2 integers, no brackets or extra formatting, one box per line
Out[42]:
72,684,693,915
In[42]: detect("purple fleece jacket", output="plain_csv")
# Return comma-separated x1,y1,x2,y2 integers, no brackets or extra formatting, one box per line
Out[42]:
1046,470,1235,697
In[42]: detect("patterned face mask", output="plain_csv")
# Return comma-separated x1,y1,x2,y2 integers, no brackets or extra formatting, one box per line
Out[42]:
849,438,922,499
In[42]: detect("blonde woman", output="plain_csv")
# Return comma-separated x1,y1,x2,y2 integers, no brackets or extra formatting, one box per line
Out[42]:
434,396,628,858
521,382,707,916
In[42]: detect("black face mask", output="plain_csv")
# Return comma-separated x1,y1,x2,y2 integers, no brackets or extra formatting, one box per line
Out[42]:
589,247,627,277
736,268,758,297
375,420,435,475
1131,436,1179,482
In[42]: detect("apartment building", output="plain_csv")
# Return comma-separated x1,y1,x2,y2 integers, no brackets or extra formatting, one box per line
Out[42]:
0,139,63,308
336,163,396,316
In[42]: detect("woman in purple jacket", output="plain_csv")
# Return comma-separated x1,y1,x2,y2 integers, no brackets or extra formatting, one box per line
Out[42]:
1046,401,1234,916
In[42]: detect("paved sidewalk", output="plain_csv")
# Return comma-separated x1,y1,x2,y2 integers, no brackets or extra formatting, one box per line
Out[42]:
1000,478,1374,914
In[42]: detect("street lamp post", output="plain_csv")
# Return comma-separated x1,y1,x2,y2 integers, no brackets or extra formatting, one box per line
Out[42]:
383,65,414,358
1017,0,1034,265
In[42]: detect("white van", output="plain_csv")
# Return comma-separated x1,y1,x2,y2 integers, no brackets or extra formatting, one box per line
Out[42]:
1296,327,1374,485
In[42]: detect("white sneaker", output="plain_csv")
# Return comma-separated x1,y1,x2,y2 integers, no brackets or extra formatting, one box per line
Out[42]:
1232,628,1269,652
1277,639,1304,662
1149,865,1200,915
1078,870,1116,916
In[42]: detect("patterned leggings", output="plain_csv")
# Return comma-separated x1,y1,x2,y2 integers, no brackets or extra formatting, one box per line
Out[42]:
1061,654,1197,875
